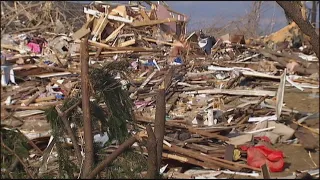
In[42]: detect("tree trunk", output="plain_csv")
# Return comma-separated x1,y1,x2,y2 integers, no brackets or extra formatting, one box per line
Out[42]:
311,1,317,27
277,1,320,59
81,37,94,178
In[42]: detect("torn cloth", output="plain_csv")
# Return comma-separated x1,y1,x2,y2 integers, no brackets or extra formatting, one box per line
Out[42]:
241,145,285,172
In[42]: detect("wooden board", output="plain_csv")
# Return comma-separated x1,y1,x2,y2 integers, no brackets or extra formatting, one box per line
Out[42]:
131,18,178,27
34,72,72,78
91,15,109,41
140,9,150,21
13,110,44,118
276,69,286,120
104,23,125,43
72,27,91,40
186,89,276,97
118,38,136,47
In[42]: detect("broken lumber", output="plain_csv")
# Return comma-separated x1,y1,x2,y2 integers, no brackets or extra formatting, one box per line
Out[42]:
163,144,241,171
154,85,166,172
146,124,158,178
131,18,178,27
186,89,276,97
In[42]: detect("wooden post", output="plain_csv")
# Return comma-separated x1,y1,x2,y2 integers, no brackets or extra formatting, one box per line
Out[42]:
261,164,271,179
154,83,166,172
146,124,158,178
80,37,94,178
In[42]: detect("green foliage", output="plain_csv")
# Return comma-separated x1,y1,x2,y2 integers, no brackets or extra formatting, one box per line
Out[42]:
43,61,135,178
89,62,134,143
0,127,30,179
45,103,80,179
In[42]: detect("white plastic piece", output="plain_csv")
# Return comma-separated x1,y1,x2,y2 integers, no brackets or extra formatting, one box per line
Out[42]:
93,132,109,147
159,164,168,175
248,115,277,123
207,109,214,126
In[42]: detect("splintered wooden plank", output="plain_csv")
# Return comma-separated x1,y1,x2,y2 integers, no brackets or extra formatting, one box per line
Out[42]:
186,89,276,97
110,5,127,17
118,38,136,47
129,71,157,99
72,27,91,40
84,16,95,29
166,92,179,113
140,9,150,21
224,145,235,161
276,69,286,120
34,72,72,78
142,37,175,46
88,40,156,51
72,16,94,40
13,110,44,118
261,164,271,179
91,15,105,35
107,15,132,23
131,18,178,27
91,15,109,41
104,23,125,43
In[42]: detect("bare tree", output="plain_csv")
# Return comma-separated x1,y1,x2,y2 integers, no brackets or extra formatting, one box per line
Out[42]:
310,1,318,27
247,1,263,38
269,2,276,34
276,1,319,59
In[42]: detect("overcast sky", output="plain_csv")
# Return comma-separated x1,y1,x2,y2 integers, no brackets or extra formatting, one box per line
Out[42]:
81,1,319,33
165,1,318,33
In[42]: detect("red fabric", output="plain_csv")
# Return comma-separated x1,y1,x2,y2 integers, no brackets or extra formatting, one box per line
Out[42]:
246,145,284,172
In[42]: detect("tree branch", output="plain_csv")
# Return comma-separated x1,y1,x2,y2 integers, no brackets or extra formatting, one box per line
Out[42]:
276,1,319,59
1,140,35,179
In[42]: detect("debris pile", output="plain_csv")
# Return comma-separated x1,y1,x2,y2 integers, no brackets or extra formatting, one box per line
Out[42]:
72,1,188,57
1,1,85,35
1,1,319,179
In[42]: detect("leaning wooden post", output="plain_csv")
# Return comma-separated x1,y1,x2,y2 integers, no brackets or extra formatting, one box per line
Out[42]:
80,37,94,178
146,124,158,178
154,82,166,173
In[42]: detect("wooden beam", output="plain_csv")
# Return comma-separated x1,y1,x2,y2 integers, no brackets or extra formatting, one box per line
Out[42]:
140,9,150,21
154,86,166,172
92,15,109,41
104,23,125,43
143,37,176,46
72,28,91,40
118,38,136,47
131,18,178,27
186,89,276,97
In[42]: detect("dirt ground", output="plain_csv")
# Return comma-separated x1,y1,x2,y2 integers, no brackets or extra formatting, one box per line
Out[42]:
220,89,319,179
271,89,319,178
